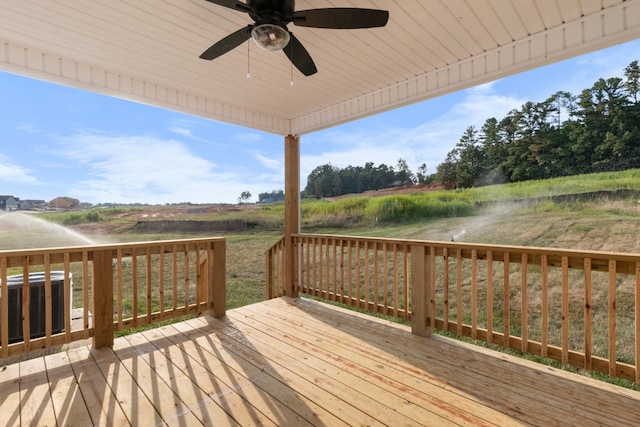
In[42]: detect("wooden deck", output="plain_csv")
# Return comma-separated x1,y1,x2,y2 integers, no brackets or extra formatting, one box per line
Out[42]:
2,297,640,426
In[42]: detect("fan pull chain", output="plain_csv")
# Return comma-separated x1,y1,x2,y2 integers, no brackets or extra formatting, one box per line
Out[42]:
289,42,294,86
247,40,251,79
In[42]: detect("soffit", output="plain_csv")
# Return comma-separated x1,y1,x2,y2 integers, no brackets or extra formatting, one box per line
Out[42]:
0,0,639,135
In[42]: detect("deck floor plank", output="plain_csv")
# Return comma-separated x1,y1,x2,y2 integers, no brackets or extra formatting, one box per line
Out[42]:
90,343,166,426
67,345,131,427
2,297,640,426
136,326,270,426
199,314,451,427
281,297,640,427
231,302,521,426
171,317,369,426
245,299,588,426
112,332,207,427
44,351,93,426
218,310,487,426
18,356,57,427
0,361,21,427
144,323,315,426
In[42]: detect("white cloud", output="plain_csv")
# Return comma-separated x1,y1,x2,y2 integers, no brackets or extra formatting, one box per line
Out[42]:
168,122,230,148
168,126,195,138
253,152,281,171
0,154,37,183
54,132,255,204
300,85,525,178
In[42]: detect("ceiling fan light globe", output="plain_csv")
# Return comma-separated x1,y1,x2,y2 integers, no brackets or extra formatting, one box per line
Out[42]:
251,23,290,51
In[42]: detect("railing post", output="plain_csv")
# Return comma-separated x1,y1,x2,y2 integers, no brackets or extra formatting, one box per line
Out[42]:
209,240,226,318
265,249,274,299
92,249,114,349
411,244,431,337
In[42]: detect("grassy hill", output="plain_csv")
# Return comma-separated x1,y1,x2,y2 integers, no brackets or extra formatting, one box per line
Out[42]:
22,168,640,312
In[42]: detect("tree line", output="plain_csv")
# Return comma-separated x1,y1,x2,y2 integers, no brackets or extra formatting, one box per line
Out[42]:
304,159,429,199
267,59,640,201
435,60,640,188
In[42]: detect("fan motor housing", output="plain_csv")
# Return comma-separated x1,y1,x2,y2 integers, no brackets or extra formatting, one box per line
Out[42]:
248,0,294,23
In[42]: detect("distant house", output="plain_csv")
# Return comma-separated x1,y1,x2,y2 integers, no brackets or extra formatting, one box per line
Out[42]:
48,196,80,210
0,195,19,211
19,199,47,210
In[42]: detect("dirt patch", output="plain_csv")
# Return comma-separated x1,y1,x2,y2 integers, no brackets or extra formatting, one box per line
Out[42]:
132,219,255,233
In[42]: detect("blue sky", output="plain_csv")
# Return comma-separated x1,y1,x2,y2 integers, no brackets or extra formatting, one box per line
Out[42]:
1,39,639,205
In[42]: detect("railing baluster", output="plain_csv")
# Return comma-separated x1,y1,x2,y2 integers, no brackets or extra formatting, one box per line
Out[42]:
355,240,361,309
456,248,463,335
373,242,379,312
64,253,71,344
472,249,478,339
21,256,30,352
504,252,510,347
609,259,617,377
159,246,165,320
313,237,318,296
364,241,371,310
44,254,52,348
339,239,345,304
429,246,436,329
82,251,90,339
393,244,399,318
132,248,138,325
347,240,353,305
332,238,337,301
305,237,311,295
172,244,178,313
1,257,8,358
403,243,409,319
487,251,493,344
635,262,640,384
443,247,449,331
521,253,528,353
116,248,123,327
383,243,389,315
541,255,549,358
584,258,592,371
184,247,190,311
147,249,152,321
562,256,570,365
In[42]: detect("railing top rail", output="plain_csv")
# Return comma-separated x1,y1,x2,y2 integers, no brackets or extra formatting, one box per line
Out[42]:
293,232,640,262
265,236,286,253
0,237,226,257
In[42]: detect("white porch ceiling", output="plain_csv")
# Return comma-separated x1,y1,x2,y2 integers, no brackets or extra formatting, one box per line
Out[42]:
1,0,639,136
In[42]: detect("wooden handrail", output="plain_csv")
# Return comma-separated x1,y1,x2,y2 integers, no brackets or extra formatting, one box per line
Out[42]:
0,237,226,358
265,232,640,384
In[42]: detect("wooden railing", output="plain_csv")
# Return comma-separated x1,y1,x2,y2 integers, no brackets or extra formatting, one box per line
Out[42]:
1,237,225,359
266,233,640,384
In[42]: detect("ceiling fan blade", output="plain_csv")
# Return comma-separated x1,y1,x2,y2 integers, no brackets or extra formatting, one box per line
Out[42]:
203,0,251,13
292,8,389,29
199,25,252,60
283,33,317,76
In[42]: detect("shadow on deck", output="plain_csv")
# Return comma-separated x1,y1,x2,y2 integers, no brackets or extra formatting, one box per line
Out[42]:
2,297,639,426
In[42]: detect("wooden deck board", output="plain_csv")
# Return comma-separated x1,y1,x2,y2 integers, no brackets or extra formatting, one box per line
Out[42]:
2,297,640,426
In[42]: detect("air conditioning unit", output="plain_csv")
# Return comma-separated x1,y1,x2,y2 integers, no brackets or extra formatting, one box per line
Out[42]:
2,271,72,344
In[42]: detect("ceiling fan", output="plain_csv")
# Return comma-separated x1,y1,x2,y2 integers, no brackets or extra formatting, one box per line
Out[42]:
199,0,389,76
